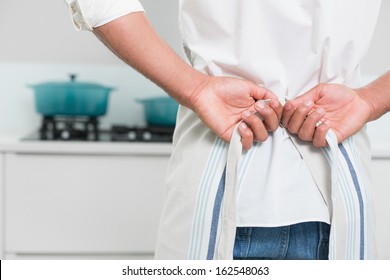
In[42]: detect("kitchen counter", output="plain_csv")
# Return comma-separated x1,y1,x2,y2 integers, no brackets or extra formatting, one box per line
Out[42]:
0,131,172,156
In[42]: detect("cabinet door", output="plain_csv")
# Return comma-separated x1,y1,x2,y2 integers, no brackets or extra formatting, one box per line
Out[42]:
371,159,390,260
5,153,168,255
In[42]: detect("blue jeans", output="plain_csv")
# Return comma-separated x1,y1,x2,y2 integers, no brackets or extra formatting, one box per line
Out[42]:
233,222,330,260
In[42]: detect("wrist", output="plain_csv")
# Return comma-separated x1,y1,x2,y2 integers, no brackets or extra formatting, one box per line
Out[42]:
184,73,213,111
355,86,376,122
356,71,390,122
170,68,212,110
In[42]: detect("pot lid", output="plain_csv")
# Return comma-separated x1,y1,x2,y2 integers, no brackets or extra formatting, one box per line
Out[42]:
30,74,113,90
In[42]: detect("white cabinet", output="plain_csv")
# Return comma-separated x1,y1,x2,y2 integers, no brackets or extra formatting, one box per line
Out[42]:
0,142,171,260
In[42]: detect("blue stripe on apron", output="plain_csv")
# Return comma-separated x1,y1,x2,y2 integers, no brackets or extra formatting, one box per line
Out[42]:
339,143,365,259
207,167,226,259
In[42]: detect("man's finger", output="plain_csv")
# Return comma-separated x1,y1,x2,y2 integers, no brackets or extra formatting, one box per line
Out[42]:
313,121,331,147
281,100,295,127
238,122,254,150
286,100,314,134
298,108,326,141
250,84,277,102
294,83,324,103
254,101,279,132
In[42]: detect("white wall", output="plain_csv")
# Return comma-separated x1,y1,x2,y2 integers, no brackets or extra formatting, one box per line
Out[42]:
361,0,390,75
0,0,183,64
361,0,390,144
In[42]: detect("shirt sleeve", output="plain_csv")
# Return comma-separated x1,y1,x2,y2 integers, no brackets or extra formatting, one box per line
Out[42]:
64,0,144,31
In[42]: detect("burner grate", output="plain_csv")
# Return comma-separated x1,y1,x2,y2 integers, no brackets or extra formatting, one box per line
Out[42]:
111,125,174,142
39,116,99,141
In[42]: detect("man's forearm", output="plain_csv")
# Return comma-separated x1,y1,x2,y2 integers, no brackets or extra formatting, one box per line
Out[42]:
93,12,209,108
358,70,390,122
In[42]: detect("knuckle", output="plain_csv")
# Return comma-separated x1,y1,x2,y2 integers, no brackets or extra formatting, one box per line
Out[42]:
282,108,292,118
313,140,324,148
248,114,263,125
266,121,278,132
254,130,268,142
253,132,265,142
288,124,298,134
257,108,271,117
241,129,252,139
296,107,308,114
281,116,290,128
260,133,269,142
298,130,309,141
313,134,326,148
242,142,251,150
317,125,328,134
240,135,252,149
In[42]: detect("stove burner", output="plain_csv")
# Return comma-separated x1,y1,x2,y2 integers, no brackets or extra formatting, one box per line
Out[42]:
24,118,174,142
40,116,99,141
111,125,174,142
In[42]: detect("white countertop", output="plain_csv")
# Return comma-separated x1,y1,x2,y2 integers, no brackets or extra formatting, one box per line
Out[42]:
0,131,172,156
0,130,389,158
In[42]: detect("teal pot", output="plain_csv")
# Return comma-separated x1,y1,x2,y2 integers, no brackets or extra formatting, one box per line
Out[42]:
136,96,179,127
28,74,115,117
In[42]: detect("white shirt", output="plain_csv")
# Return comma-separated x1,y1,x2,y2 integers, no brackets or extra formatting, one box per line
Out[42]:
66,1,381,258
65,0,143,30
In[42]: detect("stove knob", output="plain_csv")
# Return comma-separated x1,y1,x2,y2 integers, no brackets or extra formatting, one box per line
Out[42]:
143,131,152,141
61,130,70,140
127,131,137,141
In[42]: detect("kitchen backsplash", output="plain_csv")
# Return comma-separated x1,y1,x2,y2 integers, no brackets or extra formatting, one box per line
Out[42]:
0,62,167,133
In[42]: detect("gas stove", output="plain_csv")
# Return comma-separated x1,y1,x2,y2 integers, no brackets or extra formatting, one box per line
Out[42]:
110,125,174,142
22,116,174,143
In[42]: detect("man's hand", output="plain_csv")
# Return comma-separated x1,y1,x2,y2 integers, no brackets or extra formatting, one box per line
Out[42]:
282,83,372,147
189,76,283,150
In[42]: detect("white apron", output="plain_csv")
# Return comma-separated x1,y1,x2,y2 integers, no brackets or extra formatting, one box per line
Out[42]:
177,126,375,260
155,0,381,259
